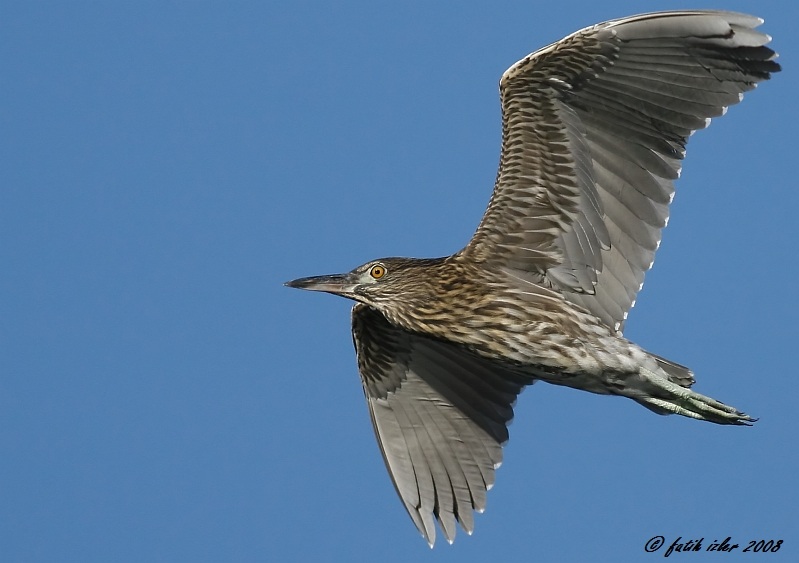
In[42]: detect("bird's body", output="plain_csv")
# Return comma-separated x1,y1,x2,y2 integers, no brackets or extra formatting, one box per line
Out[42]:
361,257,640,377
287,10,780,547
349,256,724,414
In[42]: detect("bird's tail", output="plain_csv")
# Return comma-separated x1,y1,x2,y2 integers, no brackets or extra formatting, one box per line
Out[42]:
632,362,754,426
650,353,695,388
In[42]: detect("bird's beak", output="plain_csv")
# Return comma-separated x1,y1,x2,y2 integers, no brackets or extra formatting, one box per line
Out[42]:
284,273,358,297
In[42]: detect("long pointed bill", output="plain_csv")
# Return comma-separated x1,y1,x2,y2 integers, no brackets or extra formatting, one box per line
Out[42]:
284,273,358,297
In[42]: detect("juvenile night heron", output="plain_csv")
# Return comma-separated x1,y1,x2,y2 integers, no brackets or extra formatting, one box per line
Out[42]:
286,10,779,546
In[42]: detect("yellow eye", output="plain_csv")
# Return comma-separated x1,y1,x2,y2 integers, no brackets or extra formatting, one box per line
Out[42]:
369,265,386,279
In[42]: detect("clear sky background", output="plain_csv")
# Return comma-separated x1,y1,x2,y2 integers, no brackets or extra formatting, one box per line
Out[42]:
2,1,796,561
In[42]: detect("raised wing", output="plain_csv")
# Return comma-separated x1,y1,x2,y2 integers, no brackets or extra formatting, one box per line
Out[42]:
351,303,532,546
460,11,779,331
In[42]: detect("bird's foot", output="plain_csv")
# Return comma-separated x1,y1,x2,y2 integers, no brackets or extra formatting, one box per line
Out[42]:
636,373,754,426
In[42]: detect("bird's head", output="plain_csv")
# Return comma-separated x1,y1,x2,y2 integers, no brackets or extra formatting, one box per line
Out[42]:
285,256,448,314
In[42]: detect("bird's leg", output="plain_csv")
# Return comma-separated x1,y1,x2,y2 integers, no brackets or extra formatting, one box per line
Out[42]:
633,369,754,426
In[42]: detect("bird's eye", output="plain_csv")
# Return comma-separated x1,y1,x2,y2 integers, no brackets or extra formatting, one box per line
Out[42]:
369,265,386,279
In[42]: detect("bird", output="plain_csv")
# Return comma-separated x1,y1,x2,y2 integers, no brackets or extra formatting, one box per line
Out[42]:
285,10,779,547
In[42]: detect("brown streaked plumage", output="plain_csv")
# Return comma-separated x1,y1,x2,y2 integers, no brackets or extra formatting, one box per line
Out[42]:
286,10,779,546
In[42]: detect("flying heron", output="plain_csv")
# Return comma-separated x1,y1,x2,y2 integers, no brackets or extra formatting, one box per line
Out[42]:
286,10,779,546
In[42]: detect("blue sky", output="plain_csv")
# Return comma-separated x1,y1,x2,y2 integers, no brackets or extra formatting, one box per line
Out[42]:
2,1,796,561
